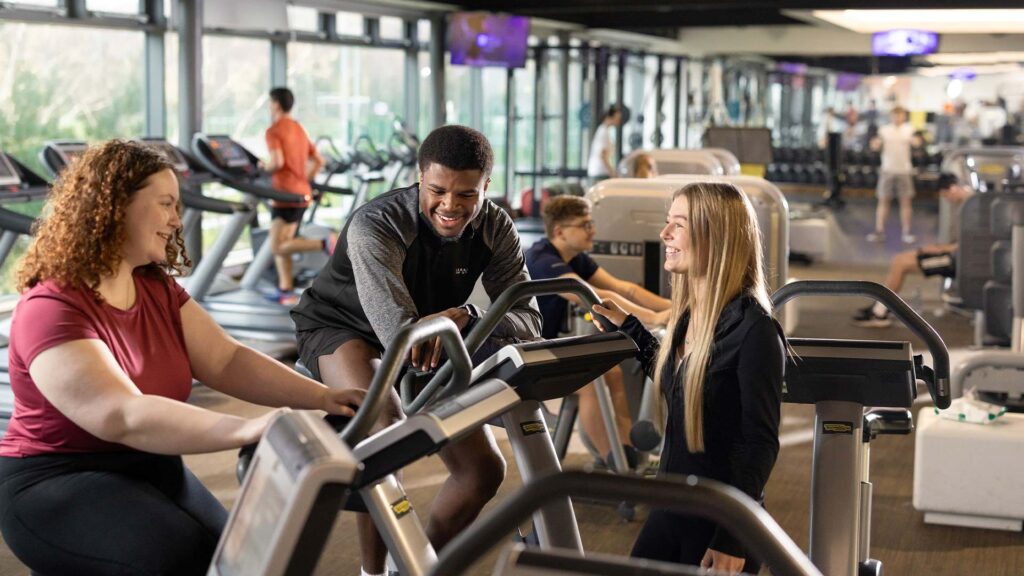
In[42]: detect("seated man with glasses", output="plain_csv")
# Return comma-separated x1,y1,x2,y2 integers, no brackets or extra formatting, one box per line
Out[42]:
525,196,670,469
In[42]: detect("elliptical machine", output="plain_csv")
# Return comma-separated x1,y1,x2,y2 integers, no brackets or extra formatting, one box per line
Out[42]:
773,280,951,576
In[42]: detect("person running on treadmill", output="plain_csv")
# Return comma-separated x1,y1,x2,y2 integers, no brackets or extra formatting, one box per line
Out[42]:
261,87,330,305
526,196,669,469
290,125,541,576
0,140,364,576
592,182,785,575
853,172,972,327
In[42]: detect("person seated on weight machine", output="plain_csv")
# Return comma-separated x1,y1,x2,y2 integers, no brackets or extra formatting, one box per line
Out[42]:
526,195,670,469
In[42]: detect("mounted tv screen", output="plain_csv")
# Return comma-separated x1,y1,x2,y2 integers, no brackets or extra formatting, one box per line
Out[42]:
872,29,939,56
448,12,529,69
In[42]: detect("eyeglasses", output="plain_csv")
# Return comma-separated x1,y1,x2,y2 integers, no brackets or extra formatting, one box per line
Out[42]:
562,220,595,232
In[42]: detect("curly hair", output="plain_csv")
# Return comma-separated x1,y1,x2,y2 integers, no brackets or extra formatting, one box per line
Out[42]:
17,139,190,298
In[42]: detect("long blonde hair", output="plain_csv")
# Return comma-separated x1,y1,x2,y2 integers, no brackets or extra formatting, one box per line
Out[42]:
653,182,772,453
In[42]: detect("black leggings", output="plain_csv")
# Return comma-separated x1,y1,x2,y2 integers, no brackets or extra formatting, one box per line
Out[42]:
0,451,227,576
631,508,760,573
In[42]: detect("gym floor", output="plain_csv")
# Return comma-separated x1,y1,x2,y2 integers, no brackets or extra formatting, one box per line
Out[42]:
0,197,1021,575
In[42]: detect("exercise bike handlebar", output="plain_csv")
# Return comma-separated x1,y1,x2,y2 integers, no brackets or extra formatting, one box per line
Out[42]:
430,470,823,576
341,317,472,446
412,278,618,412
771,280,951,409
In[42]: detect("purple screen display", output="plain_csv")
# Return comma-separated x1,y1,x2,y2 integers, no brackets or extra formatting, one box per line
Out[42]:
835,73,862,91
448,12,529,69
872,29,939,56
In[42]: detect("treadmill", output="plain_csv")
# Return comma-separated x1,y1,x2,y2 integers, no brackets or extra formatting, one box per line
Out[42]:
135,138,296,358
189,134,351,317
38,140,88,180
0,149,53,434
171,134,307,341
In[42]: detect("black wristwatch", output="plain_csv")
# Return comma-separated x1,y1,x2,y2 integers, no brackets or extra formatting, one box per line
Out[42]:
460,304,483,335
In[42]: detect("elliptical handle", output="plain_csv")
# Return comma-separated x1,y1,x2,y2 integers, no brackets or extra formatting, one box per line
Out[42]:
341,317,472,445
772,280,951,409
416,278,617,412
466,278,616,351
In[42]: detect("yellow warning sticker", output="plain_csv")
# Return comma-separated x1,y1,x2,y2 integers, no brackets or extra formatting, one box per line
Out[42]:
520,420,547,436
391,497,412,519
822,421,853,434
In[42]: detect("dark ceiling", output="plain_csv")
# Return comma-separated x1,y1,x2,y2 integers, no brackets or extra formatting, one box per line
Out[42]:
422,1,1024,38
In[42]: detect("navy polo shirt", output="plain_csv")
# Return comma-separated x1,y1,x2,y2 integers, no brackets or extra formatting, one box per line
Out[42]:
525,238,600,339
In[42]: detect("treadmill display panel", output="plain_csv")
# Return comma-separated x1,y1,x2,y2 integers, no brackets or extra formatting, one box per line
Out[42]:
208,137,253,170
214,454,289,576
55,143,88,168
0,153,21,187
141,140,190,174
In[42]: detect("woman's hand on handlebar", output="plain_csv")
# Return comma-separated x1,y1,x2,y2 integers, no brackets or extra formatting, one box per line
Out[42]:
320,387,365,417
240,407,291,445
591,300,628,331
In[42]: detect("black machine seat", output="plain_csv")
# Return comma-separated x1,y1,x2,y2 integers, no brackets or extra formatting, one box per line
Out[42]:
784,338,917,408
471,332,638,402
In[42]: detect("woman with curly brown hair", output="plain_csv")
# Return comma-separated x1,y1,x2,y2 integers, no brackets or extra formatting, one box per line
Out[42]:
0,140,363,576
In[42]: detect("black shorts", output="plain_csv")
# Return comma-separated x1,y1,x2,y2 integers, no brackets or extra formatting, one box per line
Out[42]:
296,326,381,382
296,324,519,382
270,206,307,224
917,250,956,278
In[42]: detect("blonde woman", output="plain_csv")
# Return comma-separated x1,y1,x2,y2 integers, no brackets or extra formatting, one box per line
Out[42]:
592,182,785,574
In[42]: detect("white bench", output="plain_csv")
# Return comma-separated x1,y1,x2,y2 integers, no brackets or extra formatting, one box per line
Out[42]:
913,408,1024,531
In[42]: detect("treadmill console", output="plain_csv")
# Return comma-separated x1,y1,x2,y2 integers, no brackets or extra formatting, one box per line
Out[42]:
44,141,89,173
207,136,256,173
139,138,191,175
0,153,20,188
208,411,359,576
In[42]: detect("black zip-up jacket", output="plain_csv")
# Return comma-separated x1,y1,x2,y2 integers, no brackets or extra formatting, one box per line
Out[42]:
291,184,542,350
620,293,785,557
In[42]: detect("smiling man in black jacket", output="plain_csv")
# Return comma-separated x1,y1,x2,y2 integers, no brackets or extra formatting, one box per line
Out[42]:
291,125,541,576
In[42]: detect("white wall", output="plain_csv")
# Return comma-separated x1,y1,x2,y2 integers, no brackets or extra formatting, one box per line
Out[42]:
907,72,1024,113
676,25,1024,57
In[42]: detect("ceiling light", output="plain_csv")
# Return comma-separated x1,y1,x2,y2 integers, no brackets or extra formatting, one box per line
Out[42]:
947,79,964,99
923,52,1024,66
916,63,1024,77
811,9,1024,34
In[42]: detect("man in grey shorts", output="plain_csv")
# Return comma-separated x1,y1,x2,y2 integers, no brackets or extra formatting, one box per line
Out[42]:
290,125,541,576
869,106,917,244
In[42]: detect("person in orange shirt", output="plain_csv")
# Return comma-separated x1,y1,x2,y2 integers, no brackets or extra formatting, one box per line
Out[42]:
262,87,329,305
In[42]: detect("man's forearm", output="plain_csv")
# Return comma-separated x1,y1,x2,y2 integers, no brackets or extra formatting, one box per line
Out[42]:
491,304,543,341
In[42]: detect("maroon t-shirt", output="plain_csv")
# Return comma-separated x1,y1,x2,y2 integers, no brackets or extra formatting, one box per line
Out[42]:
0,272,193,457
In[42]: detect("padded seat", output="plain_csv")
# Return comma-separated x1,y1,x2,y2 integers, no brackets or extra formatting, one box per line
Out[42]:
913,408,1024,531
